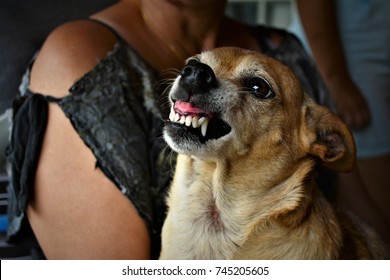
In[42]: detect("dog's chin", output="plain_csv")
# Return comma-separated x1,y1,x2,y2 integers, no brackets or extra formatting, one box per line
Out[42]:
163,117,232,154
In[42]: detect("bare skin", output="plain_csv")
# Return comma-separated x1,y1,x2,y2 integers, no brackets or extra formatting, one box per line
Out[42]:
296,0,370,130
27,0,263,259
28,20,150,259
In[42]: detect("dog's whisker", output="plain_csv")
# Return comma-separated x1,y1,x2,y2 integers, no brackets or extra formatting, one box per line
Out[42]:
158,97,172,109
157,78,176,87
160,67,181,77
157,83,174,112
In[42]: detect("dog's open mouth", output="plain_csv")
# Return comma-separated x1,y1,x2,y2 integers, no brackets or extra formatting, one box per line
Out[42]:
166,101,232,142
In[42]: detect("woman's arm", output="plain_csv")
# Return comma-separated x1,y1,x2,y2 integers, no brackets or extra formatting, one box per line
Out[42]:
26,20,150,259
297,0,370,130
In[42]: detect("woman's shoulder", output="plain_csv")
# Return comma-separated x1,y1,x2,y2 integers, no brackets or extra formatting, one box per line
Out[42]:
29,19,119,98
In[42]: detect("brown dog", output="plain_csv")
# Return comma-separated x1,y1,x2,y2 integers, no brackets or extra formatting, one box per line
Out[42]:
160,47,385,259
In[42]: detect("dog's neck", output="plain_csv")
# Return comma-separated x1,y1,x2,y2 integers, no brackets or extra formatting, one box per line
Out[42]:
172,154,342,259
185,154,311,216
190,154,316,215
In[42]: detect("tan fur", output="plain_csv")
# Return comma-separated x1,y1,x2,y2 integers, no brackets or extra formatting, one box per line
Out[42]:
160,47,386,259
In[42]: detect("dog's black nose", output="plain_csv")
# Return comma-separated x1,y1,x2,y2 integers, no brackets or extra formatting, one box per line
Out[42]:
177,60,217,100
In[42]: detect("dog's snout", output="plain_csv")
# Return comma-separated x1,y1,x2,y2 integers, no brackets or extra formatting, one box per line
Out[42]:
181,60,217,86
177,60,217,100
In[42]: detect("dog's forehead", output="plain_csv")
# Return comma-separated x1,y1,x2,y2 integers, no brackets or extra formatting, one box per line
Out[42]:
197,48,281,78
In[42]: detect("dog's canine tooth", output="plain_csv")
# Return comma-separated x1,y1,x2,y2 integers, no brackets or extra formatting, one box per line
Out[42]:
201,118,209,137
185,116,192,127
192,116,199,128
198,117,206,126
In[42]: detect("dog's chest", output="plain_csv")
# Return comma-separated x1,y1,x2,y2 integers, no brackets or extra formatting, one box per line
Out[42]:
166,175,244,259
178,201,240,259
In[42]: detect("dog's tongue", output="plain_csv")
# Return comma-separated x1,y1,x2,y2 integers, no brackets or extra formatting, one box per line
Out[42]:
174,101,208,115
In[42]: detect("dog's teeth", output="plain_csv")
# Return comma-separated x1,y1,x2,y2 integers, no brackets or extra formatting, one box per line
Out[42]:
174,113,180,122
179,116,186,124
169,107,175,122
201,118,209,137
185,116,192,126
198,117,206,126
192,116,199,128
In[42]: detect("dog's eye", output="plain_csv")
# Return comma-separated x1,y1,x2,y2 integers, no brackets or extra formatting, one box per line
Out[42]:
244,77,275,99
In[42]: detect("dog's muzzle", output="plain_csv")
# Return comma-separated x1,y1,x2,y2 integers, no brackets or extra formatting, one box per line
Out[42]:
175,60,218,101
164,60,232,145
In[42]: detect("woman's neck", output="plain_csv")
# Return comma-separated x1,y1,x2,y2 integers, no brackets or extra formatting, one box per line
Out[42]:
139,0,227,58
92,0,231,71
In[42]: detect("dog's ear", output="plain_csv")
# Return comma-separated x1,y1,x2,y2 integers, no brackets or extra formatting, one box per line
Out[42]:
302,100,356,172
